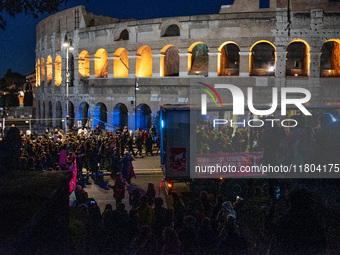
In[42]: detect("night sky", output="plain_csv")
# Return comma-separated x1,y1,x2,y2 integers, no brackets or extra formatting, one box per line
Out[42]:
0,0,235,78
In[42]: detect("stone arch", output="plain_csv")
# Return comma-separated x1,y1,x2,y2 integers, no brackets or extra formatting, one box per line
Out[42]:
188,42,209,75
36,60,41,86
113,103,128,129
118,29,129,41
79,50,90,78
160,45,179,77
41,58,45,83
218,42,240,76
114,48,129,78
114,26,129,41
56,101,63,129
94,102,107,130
46,55,53,84
68,101,75,128
160,19,182,37
137,103,151,131
78,102,90,128
136,45,152,77
250,40,276,76
320,39,340,77
286,39,310,77
55,55,62,86
69,53,75,87
95,48,108,78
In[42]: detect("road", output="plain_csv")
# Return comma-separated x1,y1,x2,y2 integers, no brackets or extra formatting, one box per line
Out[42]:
80,155,166,212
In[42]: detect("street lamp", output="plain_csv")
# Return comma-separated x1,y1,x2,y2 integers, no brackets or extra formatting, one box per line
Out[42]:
62,35,74,133
135,77,139,131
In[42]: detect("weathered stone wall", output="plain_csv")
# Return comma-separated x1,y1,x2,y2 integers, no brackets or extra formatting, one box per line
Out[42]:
35,1,340,131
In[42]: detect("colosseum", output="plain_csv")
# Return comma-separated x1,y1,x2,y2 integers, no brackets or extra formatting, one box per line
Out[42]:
35,0,340,131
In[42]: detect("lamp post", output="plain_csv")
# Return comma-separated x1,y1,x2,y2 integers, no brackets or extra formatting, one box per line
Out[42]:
62,35,74,133
135,77,139,131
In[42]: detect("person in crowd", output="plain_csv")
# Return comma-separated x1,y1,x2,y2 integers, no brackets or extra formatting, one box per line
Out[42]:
153,197,173,244
161,227,181,255
121,152,135,184
137,195,154,227
146,182,156,206
112,172,126,206
178,215,200,254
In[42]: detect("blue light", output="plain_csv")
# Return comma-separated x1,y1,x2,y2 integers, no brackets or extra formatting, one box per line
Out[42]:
332,116,337,122
161,120,164,128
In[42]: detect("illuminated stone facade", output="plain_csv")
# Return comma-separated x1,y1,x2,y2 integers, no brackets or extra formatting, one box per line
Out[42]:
35,0,340,131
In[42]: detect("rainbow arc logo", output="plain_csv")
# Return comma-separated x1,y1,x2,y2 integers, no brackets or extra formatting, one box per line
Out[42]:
197,82,222,115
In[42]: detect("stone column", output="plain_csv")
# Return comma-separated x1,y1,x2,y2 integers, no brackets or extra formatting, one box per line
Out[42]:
152,53,161,78
275,46,286,78
309,49,321,79
208,48,218,77
178,48,188,77
107,55,114,78
128,55,136,78
239,47,250,77
89,57,95,79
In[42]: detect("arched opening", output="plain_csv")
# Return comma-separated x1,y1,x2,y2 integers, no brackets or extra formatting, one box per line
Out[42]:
136,46,152,77
113,103,128,128
46,55,53,85
68,101,75,128
48,101,52,127
56,101,63,129
95,49,108,78
188,42,209,75
69,53,74,87
78,102,90,128
286,40,309,77
162,24,180,37
250,41,276,76
41,58,45,83
117,29,129,41
320,39,340,77
218,42,240,76
94,103,107,130
55,55,62,86
114,48,129,78
36,60,41,86
137,103,151,131
79,50,90,78
161,45,179,77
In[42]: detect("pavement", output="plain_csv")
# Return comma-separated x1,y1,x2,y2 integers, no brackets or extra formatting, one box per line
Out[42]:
79,155,167,213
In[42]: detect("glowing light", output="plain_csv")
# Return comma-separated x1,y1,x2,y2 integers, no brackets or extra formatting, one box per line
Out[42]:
269,65,274,72
161,120,164,128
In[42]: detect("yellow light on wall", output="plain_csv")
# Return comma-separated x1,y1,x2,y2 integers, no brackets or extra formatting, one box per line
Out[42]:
114,48,129,78
136,45,152,77
55,55,62,86
79,50,90,77
95,49,108,78
47,55,53,83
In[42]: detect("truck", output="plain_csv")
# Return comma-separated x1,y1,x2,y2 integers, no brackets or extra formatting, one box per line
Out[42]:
159,104,340,199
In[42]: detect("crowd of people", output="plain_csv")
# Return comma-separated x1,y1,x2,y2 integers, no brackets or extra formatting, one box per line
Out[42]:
196,113,340,166
0,124,160,181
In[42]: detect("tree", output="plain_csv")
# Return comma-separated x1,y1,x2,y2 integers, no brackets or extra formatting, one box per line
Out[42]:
0,69,25,91
0,0,89,30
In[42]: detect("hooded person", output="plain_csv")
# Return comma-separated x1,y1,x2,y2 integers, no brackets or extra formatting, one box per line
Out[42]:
121,152,135,184
217,201,237,230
